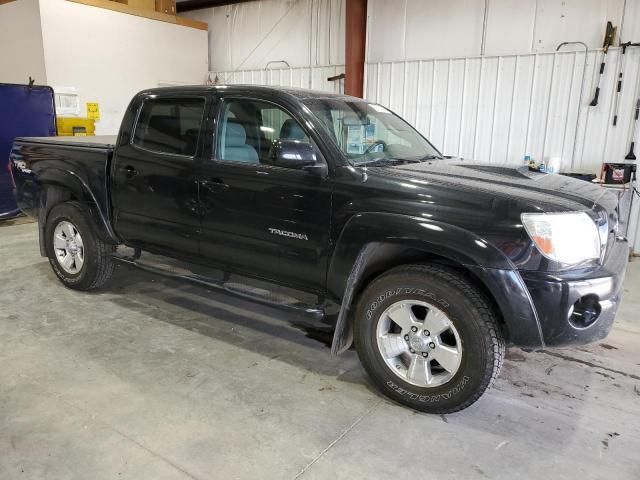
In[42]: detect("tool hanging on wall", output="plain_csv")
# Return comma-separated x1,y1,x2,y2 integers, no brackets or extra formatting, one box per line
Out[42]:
612,41,632,125
625,98,640,160
590,21,617,107
623,50,640,161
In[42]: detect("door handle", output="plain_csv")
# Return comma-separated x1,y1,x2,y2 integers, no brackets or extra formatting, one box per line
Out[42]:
199,179,229,193
119,165,138,178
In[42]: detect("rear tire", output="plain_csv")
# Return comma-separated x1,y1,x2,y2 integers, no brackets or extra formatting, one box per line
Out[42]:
354,264,505,414
44,202,115,290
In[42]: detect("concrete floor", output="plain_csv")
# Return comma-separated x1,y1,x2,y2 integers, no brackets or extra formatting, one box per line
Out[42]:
1,220,639,480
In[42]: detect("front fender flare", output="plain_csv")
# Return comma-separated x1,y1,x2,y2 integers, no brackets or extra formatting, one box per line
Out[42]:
327,213,544,354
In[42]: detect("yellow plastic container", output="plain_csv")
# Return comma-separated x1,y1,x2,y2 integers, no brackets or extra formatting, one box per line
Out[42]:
56,117,96,136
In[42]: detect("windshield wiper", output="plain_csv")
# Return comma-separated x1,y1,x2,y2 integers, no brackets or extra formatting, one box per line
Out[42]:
357,157,418,166
359,155,443,166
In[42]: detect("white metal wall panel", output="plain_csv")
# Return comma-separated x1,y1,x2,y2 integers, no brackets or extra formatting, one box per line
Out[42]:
533,0,624,53
366,0,627,61
404,0,486,60
183,0,345,71
211,64,345,93
366,47,640,173
483,0,537,56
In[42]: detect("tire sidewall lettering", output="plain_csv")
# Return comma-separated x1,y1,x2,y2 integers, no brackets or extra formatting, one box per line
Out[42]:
366,288,450,321
386,376,470,403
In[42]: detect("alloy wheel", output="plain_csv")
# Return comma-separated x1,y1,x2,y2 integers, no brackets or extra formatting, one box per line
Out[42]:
376,300,462,387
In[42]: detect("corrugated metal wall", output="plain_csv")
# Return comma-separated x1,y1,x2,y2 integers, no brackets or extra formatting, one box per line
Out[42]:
214,46,640,173
366,47,640,173
211,64,345,93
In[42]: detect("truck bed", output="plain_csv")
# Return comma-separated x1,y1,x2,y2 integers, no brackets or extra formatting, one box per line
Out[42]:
14,135,117,149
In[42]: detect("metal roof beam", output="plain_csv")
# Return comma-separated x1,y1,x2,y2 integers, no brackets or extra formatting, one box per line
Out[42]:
176,0,256,13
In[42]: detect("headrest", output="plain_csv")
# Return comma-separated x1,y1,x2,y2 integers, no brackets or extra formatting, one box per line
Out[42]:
225,122,247,147
280,119,306,141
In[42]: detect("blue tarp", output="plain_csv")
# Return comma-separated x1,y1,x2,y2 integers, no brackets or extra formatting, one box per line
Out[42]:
0,84,56,219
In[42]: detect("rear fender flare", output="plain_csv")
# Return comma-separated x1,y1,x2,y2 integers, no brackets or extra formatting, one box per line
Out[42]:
37,169,119,254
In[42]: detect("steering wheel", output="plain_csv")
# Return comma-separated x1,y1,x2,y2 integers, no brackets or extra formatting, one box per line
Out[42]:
364,140,386,154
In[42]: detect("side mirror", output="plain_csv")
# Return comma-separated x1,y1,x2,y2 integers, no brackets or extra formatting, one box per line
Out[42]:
271,139,318,169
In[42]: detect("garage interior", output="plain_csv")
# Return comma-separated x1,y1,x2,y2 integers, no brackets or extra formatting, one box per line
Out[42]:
1,0,639,479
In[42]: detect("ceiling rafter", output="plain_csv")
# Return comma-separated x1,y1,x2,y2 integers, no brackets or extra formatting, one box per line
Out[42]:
177,0,256,13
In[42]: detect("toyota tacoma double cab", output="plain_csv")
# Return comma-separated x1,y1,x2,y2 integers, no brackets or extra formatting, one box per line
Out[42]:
10,85,628,413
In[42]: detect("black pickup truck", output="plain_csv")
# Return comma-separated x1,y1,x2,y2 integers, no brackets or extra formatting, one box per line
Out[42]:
10,85,628,413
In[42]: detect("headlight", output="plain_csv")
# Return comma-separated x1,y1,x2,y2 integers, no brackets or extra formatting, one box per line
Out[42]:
521,212,601,265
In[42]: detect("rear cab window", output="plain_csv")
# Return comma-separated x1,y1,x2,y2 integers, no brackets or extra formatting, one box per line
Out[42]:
132,97,205,156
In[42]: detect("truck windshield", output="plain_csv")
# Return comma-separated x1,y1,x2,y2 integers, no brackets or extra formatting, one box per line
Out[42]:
302,99,441,165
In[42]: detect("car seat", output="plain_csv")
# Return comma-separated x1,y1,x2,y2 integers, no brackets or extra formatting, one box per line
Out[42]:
222,122,259,163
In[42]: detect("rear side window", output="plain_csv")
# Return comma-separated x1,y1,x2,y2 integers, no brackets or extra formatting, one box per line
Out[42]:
132,97,205,156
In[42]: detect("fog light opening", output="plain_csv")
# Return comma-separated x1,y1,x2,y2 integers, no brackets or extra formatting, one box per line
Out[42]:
568,295,602,330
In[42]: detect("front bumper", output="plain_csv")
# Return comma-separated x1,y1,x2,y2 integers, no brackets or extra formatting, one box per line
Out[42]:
520,237,628,347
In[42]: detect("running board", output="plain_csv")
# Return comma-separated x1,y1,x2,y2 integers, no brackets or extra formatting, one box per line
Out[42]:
112,255,325,319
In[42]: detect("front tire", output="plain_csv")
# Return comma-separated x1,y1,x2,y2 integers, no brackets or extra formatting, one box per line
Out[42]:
355,264,505,414
44,202,115,290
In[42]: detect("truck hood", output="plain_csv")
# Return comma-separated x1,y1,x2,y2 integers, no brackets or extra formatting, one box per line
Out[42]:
372,159,617,214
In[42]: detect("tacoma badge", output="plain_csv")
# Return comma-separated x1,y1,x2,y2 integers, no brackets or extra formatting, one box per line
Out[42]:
268,228,309,241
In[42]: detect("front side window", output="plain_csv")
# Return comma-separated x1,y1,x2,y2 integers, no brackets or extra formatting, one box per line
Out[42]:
302,99,441,165
217,99,311,165
133,97,205,156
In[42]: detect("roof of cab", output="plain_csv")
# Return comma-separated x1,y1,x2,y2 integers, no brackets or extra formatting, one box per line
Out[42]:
138,84,367,103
